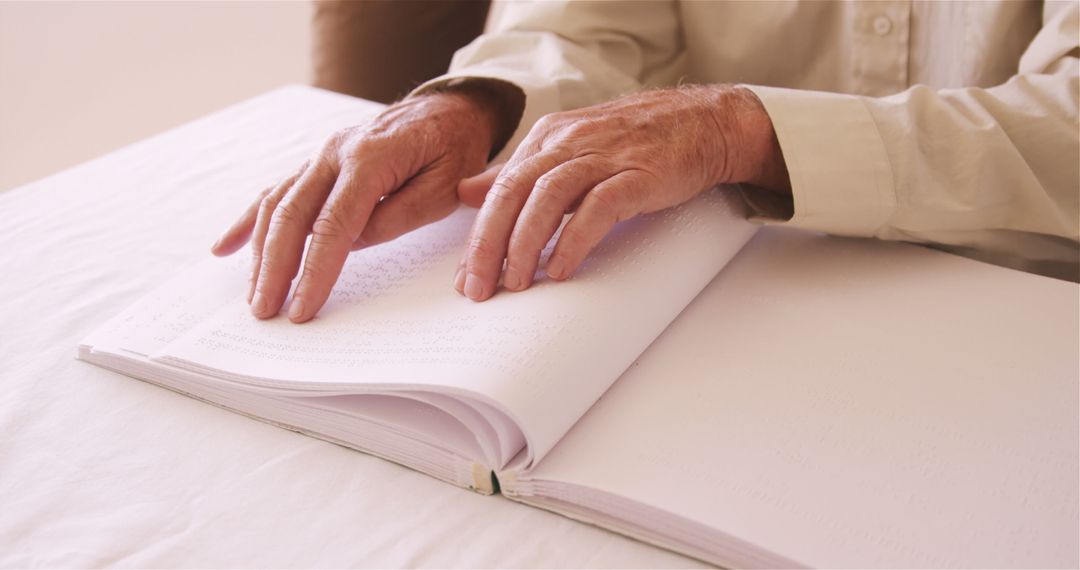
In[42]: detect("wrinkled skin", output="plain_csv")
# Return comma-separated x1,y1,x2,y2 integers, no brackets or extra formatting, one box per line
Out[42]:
211,87,501,322
213,84,788,320
452,85,787,301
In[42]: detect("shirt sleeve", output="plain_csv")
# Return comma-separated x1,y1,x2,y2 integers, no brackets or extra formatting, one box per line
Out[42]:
744,2,1079,281
409,0,683,162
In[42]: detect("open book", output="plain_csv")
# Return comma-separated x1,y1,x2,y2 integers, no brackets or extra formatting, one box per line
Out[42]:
79,190,1078,568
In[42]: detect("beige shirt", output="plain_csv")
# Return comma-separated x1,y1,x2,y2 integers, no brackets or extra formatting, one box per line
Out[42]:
417,0,1079,281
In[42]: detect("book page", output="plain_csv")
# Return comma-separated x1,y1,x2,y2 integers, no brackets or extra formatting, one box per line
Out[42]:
514,228,1079,567
79,255,246,357
158,188,758,468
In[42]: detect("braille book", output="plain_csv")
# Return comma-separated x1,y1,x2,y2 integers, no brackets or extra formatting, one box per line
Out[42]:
79,182,1078,568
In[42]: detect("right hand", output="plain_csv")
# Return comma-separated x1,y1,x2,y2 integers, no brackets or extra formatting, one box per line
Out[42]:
210,87,502,323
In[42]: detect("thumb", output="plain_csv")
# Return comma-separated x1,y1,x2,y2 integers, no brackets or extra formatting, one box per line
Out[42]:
457,162,505,208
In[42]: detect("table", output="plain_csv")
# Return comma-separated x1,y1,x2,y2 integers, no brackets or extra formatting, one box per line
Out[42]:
0,86,703,568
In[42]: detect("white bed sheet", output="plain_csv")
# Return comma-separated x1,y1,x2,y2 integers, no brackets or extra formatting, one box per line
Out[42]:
0,85,703,568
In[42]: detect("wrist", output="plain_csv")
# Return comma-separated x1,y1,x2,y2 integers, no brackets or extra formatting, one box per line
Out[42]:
712,86,791,194
427,79,525,161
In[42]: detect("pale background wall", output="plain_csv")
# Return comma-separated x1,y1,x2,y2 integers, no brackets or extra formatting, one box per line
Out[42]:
0,1,313,192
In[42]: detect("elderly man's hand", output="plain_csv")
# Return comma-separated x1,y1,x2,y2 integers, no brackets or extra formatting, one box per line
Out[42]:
453,85,789,301
211,86,504,322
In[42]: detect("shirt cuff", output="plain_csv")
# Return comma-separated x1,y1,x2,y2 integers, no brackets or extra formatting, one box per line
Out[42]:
741,85,897,238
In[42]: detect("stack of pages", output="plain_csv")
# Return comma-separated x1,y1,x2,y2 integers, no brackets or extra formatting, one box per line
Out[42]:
80,189,1078,567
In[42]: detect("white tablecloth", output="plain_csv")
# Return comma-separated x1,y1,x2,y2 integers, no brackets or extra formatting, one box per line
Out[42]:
0,86,703,568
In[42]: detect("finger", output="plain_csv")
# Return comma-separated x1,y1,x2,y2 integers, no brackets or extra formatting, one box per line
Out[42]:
246,163,308,302
565,193,587,214
547,170,649,281
250,157,338,318
211,187,271,256
287,158,392,323
454,162,505,293
453,256,467,294
461,150,567,301
353,159,462,250
504,158,611,291
457,162,505,208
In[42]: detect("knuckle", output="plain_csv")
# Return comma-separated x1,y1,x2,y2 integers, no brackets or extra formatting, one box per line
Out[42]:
562,119,593,138
588,187,623,220
298,257,333,284
534,113,557,130
258,195,277,218
338,137,370,166
532,170,565,198
326,129,351,151
311,210,349,240
467,234,503,261
259,253,299,281
532,173,578,212
515,131,545,156
270,199,304,226
313,152,339,177
304,144,340,178
285,163,307,185
541,137,574,156
484,179,522,207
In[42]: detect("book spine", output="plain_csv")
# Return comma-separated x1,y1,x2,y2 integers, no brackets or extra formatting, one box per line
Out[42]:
470,463,495,494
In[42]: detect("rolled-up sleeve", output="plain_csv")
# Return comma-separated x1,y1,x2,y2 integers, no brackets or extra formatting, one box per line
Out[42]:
410,1,683,162
745,2,1079,280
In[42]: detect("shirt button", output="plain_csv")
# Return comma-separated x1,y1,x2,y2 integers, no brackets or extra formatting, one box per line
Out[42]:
872,15,893,36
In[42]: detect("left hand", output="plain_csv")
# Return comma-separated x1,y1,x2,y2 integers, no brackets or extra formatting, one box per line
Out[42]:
209,85,510,322
453,84,790,301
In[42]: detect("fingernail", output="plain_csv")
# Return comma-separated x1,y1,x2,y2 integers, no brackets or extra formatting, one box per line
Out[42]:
453,266,466,292
251,292,268,316
464,273,484,301
288,298,305,321
504,267,522,291
547,256,567,280
211,237,222,251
